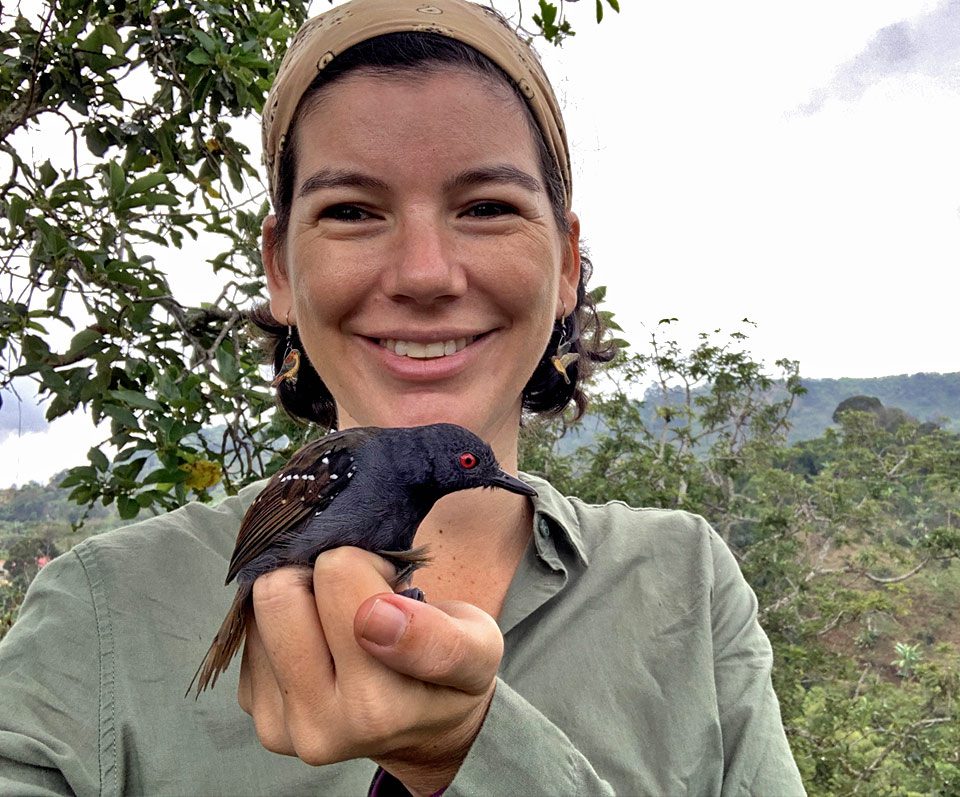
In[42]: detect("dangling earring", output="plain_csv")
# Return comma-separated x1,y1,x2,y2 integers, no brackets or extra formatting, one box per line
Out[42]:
550,306,580,385
271,313,301,388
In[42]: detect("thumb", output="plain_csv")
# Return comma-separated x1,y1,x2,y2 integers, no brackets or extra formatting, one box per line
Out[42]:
354,594,503,696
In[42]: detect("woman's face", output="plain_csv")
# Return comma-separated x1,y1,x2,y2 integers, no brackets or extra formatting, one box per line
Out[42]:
263,67,580,450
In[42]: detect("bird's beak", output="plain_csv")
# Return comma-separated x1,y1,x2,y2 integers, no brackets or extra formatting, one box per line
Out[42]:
488,471,537,497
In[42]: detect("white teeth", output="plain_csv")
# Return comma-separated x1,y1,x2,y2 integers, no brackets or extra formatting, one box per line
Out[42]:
381,336,476,359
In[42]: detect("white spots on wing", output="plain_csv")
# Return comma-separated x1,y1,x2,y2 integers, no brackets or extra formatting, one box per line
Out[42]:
280,472,318,483
330,473,338,480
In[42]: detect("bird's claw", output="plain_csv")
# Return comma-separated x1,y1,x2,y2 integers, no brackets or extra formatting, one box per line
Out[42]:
398,586,426,602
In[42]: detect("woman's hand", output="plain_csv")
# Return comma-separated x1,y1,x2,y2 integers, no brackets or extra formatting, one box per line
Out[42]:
237,546,504,796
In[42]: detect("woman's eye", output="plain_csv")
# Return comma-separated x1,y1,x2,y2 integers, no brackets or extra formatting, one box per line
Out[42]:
464,201,517,218
320,204,373,222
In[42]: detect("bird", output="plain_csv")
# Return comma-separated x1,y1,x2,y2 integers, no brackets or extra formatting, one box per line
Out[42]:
188,422,536,697
270,348,301,387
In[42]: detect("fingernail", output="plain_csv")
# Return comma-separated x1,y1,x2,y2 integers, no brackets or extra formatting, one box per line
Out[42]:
360,599,408,646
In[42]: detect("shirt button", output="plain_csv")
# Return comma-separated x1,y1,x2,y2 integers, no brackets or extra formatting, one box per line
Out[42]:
537,518,551,537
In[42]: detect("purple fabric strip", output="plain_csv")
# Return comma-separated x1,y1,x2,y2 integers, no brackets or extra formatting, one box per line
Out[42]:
367,766,447,797
368,767,389,797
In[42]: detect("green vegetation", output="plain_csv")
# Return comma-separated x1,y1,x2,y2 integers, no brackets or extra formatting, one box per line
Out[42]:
0,0,611,522
1,2,955,792
519,324,959,795
4,324,958,794
787,372,960,440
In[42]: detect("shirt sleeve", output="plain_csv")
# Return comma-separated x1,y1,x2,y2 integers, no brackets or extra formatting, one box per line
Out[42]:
445,677,614,797
708,529,806,796
0,551,102,796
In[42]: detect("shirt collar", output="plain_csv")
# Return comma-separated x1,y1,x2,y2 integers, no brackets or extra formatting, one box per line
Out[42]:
519,471,589,567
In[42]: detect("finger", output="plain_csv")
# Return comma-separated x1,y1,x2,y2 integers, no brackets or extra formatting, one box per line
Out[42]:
240,613,292,755
354,595,503,696
251,566,335,706
310,547,396,670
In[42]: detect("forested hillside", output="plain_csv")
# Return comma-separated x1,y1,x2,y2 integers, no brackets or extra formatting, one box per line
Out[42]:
787,371,960,440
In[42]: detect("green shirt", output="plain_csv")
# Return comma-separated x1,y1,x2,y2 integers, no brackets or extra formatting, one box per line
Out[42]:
0,474,805,796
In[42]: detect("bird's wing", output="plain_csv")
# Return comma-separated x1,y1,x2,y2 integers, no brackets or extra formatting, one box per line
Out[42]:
225,428,376,584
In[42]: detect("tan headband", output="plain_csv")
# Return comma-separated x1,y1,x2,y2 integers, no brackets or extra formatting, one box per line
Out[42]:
261,0,571,209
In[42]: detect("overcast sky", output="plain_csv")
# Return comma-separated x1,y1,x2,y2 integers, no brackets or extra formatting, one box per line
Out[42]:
2,0,959,487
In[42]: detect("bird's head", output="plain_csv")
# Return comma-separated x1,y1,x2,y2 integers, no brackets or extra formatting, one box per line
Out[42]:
390,423,536,500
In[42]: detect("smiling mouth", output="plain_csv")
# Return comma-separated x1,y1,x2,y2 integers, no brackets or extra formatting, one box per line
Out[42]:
378,335,479,359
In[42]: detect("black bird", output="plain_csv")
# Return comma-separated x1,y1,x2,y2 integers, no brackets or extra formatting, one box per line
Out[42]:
189,422,535,696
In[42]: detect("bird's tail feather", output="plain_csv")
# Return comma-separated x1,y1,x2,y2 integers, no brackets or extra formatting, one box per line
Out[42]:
378,544,432,586
186,586,250,699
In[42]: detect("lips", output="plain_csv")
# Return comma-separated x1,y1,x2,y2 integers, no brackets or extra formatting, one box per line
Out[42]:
377,335,478,359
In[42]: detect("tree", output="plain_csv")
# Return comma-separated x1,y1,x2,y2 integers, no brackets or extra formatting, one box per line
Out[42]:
0,0,614,522
520,331,960,795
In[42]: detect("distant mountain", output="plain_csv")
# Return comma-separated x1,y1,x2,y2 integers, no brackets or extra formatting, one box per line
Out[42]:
556,371,960,454
786,372,960,441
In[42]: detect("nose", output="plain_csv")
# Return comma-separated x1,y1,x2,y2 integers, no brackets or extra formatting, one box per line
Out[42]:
381,215,468,306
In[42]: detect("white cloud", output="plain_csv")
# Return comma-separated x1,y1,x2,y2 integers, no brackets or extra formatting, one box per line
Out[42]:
801,0,960,113
0,410,106,488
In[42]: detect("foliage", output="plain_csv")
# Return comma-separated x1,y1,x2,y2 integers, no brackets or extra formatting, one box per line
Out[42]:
2,534,59,587
788,372,960,441
520,323,960,795
0,0,616,525
2,3,957,791
891,642,923,679
0,577,25,641
2,322,958,792
1,0,315,520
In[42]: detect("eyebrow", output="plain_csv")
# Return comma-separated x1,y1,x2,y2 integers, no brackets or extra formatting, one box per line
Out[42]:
296,164,543,199
297,169,390,198
443,165,542,195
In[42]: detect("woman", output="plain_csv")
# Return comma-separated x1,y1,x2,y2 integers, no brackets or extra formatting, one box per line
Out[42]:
0,1,805,794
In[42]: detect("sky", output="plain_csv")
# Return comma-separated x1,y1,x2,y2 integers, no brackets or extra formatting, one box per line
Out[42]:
2,0,959,486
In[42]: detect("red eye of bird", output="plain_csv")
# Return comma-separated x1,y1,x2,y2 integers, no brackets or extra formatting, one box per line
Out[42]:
459,452,477,469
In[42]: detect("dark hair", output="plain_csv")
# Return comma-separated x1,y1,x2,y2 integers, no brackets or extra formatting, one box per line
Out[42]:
250,32,616,429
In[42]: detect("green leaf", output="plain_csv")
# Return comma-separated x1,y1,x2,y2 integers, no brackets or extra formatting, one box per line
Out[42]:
111,388,163,411
538,0,557,27
38,161,57,187
65,327,101,357
143,466,190,485
607,0,620,12
193,28,218,53
596,0,603,23
59,466,96,488
83,125,110,158
103,403,140,429
117,495,140,519
88,447,110,472
186,47,211,65
127,173,169,196
108,161,125,198
101,24,123,54
120,193,181,210
7,194,26,228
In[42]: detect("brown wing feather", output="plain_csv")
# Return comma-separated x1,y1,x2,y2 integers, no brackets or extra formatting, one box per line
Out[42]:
225,428,376,584
186,584,250,698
